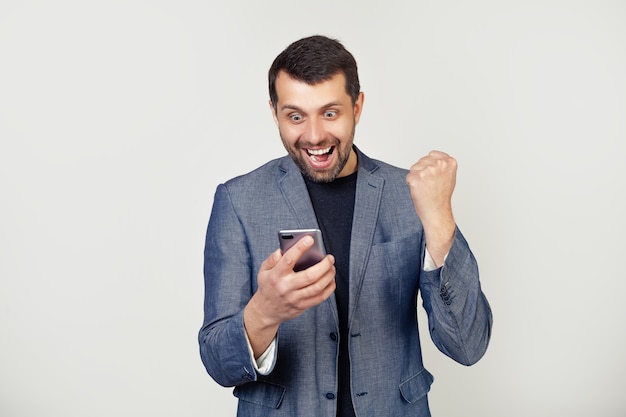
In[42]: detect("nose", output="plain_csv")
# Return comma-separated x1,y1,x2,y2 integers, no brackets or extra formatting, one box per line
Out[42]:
304,117,324,144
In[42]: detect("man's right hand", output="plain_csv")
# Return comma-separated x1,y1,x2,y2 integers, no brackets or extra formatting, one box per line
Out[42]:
243,235,336,358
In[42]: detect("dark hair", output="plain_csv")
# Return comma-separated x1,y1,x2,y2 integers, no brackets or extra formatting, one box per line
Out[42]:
268,35,360,109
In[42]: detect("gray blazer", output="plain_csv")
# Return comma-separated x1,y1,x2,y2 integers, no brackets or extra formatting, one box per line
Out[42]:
199,148,492,417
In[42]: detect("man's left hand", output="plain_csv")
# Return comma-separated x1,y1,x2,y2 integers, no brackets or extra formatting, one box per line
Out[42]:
406,150,457,266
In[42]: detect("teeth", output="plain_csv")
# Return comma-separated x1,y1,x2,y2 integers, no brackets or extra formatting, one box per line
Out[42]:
307,147,332,155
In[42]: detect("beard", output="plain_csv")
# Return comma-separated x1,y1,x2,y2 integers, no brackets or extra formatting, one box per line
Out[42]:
279,126,355,183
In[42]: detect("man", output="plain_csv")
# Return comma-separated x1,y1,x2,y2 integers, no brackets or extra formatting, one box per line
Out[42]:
199,35,492,417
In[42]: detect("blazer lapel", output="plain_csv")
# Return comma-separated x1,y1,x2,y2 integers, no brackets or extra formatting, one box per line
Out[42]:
349,151,384,323
277,157,319,229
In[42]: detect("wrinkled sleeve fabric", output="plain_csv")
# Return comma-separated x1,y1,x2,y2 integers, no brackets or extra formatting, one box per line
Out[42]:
198,184,261,387
419,227,493,366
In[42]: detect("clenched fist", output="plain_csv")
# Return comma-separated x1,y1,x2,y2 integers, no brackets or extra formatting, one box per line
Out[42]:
406,150,457,266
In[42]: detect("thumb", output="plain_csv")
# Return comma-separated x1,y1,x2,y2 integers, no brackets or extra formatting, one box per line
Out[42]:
260,248,282,271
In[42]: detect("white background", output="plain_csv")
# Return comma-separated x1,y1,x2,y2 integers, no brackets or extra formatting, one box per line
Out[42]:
1,1,625,416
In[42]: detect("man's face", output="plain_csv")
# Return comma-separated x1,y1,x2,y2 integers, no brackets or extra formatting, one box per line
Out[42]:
271,71,364,183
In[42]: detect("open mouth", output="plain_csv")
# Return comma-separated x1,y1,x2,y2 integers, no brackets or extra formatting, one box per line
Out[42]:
306,146,335,163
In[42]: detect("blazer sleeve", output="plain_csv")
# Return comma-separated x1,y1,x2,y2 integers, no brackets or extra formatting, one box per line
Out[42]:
419,227,493,365
198,183,260,387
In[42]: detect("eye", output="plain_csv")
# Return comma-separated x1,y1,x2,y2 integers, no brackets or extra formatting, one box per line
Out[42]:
289,113,303,122
323,110,337,118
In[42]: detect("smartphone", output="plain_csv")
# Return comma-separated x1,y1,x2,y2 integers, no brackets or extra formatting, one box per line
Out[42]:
278,229,326,272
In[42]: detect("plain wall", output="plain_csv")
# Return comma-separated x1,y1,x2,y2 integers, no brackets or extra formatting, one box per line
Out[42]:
1,1,625,416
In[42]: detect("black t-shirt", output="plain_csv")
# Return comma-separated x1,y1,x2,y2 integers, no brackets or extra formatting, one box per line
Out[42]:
304,172,357,417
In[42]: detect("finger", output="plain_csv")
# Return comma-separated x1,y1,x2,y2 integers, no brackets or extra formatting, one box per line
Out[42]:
410,152,456,173
304,254,335,278
427,150,450,159
292,261,336,306
290,254,335,291
410,154,438,171
259,249,282,272
277,234,315,272
301,276,337,308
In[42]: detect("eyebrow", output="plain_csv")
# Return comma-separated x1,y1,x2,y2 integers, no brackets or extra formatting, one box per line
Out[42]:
280,102,344,113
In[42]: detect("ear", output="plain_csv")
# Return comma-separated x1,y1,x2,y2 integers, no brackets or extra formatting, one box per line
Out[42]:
353,92,365,124
269,99,279,126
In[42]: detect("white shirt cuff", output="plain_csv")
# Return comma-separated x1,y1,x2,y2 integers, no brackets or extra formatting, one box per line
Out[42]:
245,333,277,375
424,247,448,271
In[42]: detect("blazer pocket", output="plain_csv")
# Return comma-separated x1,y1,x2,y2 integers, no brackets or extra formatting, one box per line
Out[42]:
233,381,286,409
370,233,421,267
399,368,434,404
